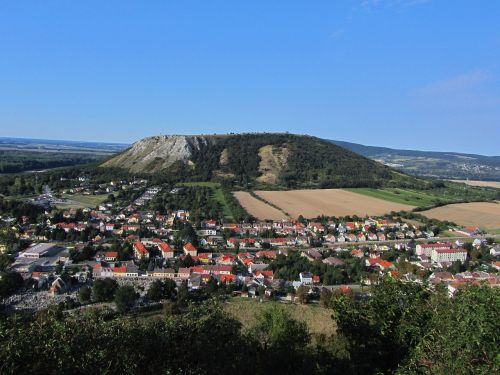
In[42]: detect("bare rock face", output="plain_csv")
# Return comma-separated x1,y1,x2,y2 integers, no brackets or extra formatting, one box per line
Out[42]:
102,135,210,173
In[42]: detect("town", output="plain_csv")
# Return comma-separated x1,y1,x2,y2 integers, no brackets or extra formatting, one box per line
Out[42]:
1,173,499,313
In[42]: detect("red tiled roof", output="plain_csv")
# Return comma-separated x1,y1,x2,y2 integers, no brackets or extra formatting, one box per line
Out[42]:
112,266,126,273
134,241,148,254
183,242,197,252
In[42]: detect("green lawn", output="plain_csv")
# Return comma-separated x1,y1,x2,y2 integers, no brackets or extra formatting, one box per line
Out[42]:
61,193,108,207
224,297,336,337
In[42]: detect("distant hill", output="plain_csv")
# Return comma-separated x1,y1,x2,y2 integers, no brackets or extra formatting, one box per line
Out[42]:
101,133,421,188
330,140,500,181
0,137,129,173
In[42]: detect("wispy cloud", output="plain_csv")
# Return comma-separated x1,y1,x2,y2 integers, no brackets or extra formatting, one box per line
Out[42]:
361,0,430,9
413,69,500,107
416,69,491,96
329,29,345,40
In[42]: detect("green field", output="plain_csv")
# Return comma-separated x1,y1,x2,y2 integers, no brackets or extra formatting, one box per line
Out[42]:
224,298,336,337
177,182,233,220
61,193,108,208
346,188,439,207
347,184,497,209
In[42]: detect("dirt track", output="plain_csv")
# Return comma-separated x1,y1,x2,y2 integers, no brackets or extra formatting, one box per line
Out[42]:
233,191,288,220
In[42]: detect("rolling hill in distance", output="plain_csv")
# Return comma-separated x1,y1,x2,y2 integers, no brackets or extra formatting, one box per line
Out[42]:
101,133,418,189
331,140,500,181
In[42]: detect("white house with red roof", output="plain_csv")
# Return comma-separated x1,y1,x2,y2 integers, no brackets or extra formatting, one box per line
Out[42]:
133,241,149,259
183,242,198,257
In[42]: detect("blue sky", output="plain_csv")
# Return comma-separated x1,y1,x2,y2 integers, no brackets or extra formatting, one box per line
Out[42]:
0,0,499,154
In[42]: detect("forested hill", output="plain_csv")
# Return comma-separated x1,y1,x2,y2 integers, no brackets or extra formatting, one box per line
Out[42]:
101,133,421,189
330,140,500,181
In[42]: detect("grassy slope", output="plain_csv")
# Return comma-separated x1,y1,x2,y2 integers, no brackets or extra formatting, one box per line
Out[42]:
224,298,336,337
177,181,234,220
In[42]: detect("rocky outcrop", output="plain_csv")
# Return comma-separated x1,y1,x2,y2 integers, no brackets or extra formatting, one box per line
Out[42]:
101,135,210,173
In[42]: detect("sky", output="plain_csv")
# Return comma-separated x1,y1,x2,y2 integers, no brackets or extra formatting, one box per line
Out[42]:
0,0,499,155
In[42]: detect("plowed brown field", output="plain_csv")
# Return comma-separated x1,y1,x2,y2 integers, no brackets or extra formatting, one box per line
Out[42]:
233,191,288,220
234,189,415,219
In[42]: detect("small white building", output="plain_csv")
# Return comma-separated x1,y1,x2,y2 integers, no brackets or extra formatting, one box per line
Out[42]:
299,272,313,285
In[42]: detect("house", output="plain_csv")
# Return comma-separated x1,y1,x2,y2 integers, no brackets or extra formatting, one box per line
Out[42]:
183,242,198,257
416,243,452,257
351,249,364,258
177,268,191,280
256,250,277,259
148,268,176,278
301,249,322,262
204,219,217,229
104,251,118,261
431,248,467,263
308,222,325,233
299,272,313,285
490,246,500,257
133,241,149,259
323,256,345,267
157,241,174,259
455,227,481,237
365,257,395,271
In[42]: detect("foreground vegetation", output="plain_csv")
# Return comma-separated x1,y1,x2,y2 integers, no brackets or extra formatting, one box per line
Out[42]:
0,280,498,374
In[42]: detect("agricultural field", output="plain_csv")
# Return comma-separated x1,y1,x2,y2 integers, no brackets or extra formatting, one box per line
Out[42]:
421,201,500,230
345,188,442,207
224,298,336,337
233,191,287,221
251,189,414,219
451,180,500,189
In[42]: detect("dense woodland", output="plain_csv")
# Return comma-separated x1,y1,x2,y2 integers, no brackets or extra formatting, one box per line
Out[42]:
0,280,497,375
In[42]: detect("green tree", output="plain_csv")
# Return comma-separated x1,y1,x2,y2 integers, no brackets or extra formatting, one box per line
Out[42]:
0,271,23,298
253,305,312,373
0,253,14,272
296,285,309,304
91,278,118,302
147,279,177,302
114,285,137,313
78,285,92,304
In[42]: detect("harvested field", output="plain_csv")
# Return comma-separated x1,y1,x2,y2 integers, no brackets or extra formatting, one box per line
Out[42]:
452,180,500,189
233,191,287,220
421,201,500,229
254,189,415,218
